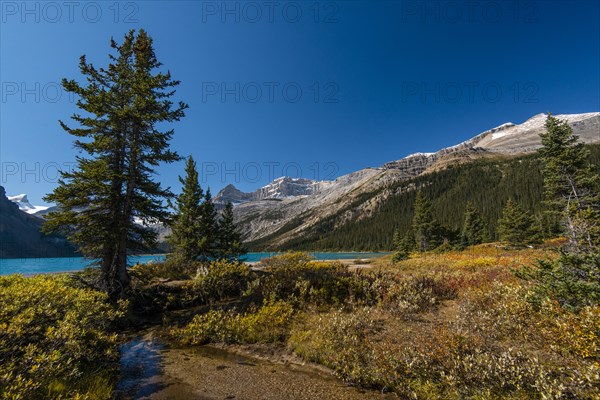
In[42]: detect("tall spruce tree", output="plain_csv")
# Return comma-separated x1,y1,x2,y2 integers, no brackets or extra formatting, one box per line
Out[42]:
412,190,440,252
497,199,541,247
517,115,600,310
218,202,246,260
43,30,187,297
539,114,600,253
169,156,204,262
461,202,484,246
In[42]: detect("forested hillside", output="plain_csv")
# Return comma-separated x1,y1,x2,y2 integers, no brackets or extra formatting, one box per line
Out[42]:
248,145,600,251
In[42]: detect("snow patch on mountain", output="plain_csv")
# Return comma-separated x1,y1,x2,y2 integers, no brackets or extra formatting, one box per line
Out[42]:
405,152,435,158
215,176,322,206
7,194,49,214
259,177,319,199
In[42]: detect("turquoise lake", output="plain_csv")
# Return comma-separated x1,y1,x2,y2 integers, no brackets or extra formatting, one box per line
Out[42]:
0,252,388,276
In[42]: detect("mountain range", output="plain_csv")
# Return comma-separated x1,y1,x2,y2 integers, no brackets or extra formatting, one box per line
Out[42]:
3,111,599,256
213,112,600,248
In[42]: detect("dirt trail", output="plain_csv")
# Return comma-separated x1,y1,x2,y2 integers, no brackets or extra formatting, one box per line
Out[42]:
115,332,396,400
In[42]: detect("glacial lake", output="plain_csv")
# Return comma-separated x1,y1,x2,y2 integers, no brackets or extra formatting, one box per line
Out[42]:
0,252,388,276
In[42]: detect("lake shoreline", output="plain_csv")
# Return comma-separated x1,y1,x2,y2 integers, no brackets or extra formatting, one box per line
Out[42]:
0,252,390,276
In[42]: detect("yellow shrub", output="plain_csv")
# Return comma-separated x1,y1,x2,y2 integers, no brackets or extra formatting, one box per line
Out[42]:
0,274,124,399
454,256,497,270
537,302,600,360
172,300,295,345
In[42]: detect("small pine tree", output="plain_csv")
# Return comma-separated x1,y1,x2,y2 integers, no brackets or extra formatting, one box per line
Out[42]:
498,199,542,247
169,156,204,262
412,190,440,252
461,202,484,246
199,188,219,260
392,231,414,262
217,201,246,260
519,250,600,311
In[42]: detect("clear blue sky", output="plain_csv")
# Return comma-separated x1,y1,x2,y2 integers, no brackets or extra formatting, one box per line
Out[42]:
1,1,599,206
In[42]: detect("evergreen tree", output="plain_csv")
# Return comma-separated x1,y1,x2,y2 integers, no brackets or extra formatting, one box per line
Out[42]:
497,199,541,247
218,202,246,260
412,191,440,252
43,30,187,297
392,229,402,251
169,156,204,262
461,202,484,246
199,188,219,260
539,114,600,253
517,115,600,311
392,230,414,262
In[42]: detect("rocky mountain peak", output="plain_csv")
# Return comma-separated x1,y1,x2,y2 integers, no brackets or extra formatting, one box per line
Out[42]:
214,176,320,206
258,177,318,199
383,111,600,175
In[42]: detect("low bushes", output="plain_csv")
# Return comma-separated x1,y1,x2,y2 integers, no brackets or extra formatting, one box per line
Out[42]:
379,275,456,316
0,274,125,400
253,253,380,308
288,309,386,389
170,249,600,398
173,300,295,345
129,254,200,283
193,260,252,303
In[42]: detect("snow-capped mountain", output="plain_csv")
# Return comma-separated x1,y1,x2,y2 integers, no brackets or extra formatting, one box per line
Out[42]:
7,194,49,214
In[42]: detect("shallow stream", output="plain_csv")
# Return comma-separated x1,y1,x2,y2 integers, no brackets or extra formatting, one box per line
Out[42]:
115,333,396,400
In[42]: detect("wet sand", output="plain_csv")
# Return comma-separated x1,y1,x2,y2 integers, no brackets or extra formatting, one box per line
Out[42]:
116,333,396,400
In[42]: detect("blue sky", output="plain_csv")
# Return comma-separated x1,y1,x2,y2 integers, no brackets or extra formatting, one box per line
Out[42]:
1,1,599,206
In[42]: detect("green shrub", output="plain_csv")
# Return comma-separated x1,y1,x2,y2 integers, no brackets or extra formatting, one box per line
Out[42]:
193,260,252,303
518,250,600,311
391,251,408,263
129,254,200,284
0,274,125,399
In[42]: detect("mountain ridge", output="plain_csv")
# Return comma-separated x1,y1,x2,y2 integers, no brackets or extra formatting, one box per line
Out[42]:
6,111,598,254
0,186,77,258
222,112,600,248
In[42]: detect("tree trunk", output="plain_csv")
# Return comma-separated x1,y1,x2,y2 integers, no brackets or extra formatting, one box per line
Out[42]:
117,232,130,295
